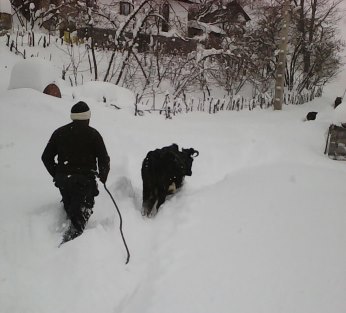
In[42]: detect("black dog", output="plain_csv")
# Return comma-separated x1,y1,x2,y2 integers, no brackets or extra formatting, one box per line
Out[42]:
141,144,199,217
335,97,342,109
305,96,343,121
306,111,318,121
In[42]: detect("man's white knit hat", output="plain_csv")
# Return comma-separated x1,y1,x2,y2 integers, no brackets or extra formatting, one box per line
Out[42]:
70,101,91,120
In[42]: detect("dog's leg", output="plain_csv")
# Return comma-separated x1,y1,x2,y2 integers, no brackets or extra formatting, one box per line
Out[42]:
156,187,167,213
142,193,157,217
168,182,176,194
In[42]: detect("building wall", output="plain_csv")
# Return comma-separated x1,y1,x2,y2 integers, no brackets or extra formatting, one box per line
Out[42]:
0,0,12,31
169,0,189,34
0,13,12,31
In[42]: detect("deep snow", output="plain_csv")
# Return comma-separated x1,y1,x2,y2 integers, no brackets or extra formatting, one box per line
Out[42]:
1,10,346,313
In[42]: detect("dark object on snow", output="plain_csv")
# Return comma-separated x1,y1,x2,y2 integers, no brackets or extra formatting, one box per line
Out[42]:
334,97,342,109
43,83,61,98
324,124,346,160
306,111,318,121
141,143,199,217
42,101,110,237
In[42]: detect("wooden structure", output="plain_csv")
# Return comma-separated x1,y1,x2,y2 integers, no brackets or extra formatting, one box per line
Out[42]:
0,0,12,33
43,83,62,98
325,125,346,160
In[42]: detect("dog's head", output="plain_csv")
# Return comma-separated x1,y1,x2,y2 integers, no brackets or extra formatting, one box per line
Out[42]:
181,148,199,176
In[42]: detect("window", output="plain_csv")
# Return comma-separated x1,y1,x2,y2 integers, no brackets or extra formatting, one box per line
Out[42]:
120,2,132,16
161,3,169,32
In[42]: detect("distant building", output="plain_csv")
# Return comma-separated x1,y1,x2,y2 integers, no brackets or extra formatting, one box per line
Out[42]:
0,0,12,33
188,0,251,49
78,0,196,54
10,0,250,53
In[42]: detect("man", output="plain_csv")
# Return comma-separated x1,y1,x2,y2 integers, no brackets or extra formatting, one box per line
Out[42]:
42,101,110,243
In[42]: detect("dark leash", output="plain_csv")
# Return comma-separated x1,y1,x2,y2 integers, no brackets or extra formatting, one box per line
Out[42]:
103,182,130,264
342,87,346,100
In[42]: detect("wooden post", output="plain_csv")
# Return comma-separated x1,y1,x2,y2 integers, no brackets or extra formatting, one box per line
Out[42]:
273,0,290,110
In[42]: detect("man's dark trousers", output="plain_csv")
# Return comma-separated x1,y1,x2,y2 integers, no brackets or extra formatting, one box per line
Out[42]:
55,173,99,233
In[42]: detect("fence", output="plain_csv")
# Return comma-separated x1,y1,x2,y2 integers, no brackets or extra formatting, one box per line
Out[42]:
135,87,322,118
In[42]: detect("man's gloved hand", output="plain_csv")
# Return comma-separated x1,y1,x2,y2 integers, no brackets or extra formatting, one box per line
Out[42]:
98,162,110,184
99,173,107,184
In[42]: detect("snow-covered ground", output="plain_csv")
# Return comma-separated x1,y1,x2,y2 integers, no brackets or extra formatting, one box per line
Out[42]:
1,13,346,313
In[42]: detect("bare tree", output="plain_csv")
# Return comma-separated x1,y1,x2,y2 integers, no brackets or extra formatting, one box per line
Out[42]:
249,0,344,100
291,0,344,92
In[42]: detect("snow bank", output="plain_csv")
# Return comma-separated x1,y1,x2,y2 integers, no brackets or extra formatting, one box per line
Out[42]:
8,58,60,93
72,81,136,111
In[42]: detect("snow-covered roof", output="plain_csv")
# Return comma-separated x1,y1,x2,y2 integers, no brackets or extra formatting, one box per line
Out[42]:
198,1,251,24
188,20,226,35
0,0,12,14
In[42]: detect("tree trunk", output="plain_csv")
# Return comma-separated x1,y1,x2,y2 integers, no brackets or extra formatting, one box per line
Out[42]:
91,35,98,81
273,0,290,110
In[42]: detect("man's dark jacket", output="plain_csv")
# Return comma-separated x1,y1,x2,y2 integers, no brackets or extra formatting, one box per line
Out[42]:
42,121,110,182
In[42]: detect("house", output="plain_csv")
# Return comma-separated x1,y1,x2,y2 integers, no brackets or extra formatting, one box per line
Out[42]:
187,0,251,49
91,0,193,35
11,0,62,31
0,0,12,33
156,0,193,35
78,0,196,54
10,0,250,53
198,1,251,25
97,0,193,31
